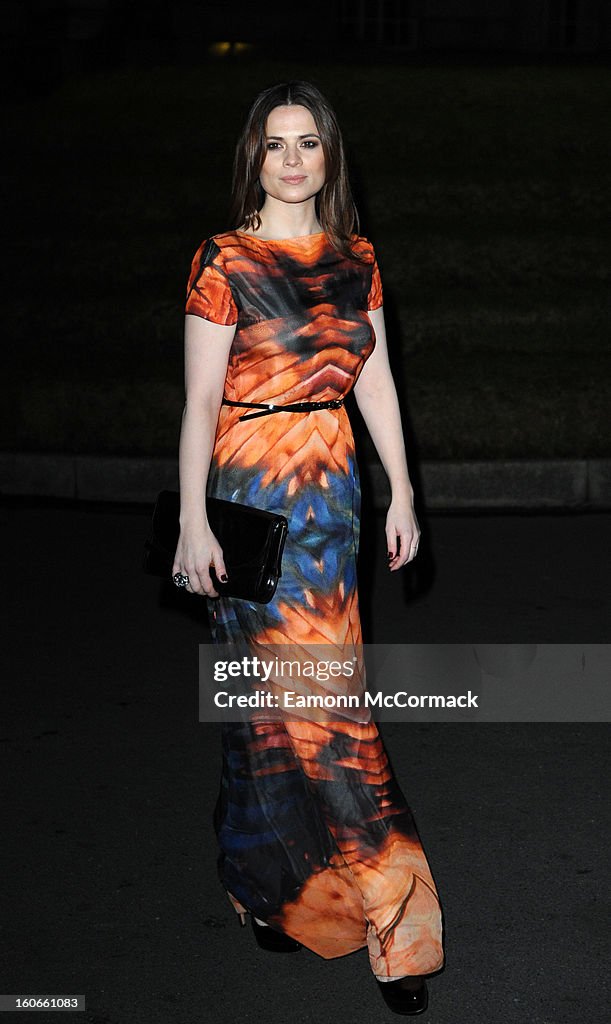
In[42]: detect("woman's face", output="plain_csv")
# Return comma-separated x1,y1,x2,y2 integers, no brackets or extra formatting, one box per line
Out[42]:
259,105,326,207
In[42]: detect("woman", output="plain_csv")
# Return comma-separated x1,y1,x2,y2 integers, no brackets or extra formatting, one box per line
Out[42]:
173,81,444,1016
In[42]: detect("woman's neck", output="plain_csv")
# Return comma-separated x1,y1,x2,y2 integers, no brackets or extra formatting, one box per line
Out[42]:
249,197,321,240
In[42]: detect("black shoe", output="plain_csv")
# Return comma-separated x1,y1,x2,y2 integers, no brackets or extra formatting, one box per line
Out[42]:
251,916,302,953
376,977,428,1016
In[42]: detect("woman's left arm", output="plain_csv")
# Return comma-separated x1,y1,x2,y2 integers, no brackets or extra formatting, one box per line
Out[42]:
353,306,420,569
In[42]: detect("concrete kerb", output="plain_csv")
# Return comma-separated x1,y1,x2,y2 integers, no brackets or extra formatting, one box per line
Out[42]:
1,452,611,510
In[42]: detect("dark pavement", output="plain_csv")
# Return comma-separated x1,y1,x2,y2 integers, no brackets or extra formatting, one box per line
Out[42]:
1,499,609,1024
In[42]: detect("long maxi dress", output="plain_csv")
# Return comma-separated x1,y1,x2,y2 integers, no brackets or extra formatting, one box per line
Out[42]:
185,230,444,978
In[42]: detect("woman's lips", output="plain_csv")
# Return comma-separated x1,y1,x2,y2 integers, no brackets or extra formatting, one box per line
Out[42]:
281,175,307,184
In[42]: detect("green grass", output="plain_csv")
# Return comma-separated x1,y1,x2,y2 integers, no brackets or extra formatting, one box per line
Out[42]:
3,61,610,458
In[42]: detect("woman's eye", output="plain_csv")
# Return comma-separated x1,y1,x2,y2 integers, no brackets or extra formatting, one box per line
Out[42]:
266,142,281,150
301,140,319,148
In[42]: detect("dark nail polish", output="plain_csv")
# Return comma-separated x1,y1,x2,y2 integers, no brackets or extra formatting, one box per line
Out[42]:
220,573,229,582
387,552,393,560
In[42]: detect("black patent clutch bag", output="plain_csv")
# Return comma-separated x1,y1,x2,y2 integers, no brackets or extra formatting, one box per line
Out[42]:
143,490,288,604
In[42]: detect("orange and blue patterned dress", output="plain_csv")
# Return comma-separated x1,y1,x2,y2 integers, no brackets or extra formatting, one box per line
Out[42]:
185,230,444,977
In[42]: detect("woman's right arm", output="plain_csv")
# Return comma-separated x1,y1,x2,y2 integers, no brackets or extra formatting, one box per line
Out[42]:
173,312,236,597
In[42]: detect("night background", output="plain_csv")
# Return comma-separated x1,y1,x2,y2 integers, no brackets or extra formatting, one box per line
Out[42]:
1,4,610,1024
2,0,610,465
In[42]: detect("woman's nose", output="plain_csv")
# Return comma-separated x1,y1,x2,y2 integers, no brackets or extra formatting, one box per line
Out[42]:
284,147,302,167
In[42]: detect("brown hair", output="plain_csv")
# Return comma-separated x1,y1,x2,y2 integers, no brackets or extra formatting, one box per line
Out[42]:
230,81,364,261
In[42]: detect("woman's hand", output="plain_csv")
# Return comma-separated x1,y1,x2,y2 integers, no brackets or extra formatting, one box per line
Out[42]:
172,521,228,598
385,496,420,571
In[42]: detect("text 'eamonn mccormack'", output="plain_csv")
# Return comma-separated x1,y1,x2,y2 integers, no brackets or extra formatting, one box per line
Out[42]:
212,690,479,710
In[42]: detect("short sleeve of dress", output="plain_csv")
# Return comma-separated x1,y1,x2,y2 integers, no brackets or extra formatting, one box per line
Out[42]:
367,251,383,311
185,239,238,325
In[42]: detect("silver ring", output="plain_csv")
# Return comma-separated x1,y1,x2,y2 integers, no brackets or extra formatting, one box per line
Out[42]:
173,572,190,588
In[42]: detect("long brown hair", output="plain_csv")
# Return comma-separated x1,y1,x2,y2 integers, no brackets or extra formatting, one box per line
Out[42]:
230,81,364,261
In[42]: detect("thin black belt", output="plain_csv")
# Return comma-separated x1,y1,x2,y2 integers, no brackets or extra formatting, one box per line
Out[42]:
222,398,345,422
